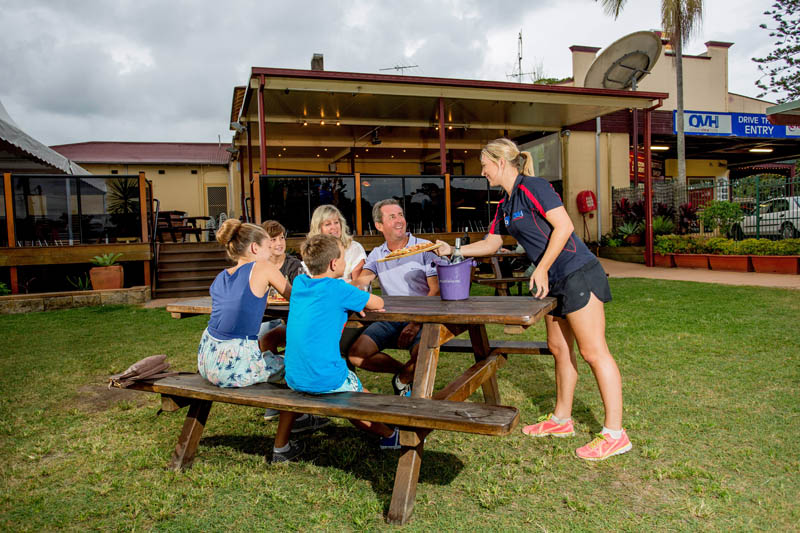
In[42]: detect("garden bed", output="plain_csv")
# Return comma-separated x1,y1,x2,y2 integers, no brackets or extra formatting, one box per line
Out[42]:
0,286,150,314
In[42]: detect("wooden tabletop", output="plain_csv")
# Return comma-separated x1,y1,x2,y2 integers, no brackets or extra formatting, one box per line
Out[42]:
362,295,553,326
167,295,554,326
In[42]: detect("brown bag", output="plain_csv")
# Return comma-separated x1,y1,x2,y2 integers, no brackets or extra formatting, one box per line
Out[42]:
108,354,179,389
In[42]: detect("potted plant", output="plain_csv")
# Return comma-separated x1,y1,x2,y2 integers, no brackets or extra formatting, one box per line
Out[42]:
671,236,710,269
617,221,643,245
740,239,800,274
89,253,124,290
652,234,676,268
705,237,751,272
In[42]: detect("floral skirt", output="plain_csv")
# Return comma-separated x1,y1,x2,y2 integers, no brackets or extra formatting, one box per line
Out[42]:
197,328,285,388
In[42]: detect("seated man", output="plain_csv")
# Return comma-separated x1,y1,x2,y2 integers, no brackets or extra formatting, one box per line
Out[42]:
349,199,440,395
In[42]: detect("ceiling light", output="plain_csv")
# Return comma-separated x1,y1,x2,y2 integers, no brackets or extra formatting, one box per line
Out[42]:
448,125,453,130
365,148,369,152
457,206,476,210
336,121,341,126
320,120,325,125
749,148,773,153
282,147,286,151
303,121,308,126
650,145,669,151
324,148,328,151
403,149,406,153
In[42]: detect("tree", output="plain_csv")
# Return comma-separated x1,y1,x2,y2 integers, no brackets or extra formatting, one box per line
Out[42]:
753,0,800,103
597,0,704,187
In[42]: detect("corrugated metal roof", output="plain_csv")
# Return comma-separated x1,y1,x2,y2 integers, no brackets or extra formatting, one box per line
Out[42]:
0,99,90,175
50,142,232,165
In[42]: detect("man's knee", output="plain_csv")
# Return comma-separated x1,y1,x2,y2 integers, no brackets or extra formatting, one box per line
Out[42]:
347,335,378,366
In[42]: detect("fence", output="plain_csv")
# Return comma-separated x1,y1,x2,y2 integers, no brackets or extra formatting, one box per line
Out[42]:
612,176,800,240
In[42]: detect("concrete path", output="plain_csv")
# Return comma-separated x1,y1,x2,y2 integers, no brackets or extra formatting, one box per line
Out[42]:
599,258,800,290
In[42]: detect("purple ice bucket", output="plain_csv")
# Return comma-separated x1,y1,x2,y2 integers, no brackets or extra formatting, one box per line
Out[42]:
436,259,476,301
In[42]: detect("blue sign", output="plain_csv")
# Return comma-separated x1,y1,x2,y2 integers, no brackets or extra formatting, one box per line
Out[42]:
673,110,800,139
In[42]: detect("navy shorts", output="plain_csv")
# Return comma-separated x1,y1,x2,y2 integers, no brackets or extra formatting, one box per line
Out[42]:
548,259,611,318
362,321,422,352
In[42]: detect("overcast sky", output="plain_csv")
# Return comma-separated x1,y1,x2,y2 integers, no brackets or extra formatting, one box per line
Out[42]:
0,0,782,146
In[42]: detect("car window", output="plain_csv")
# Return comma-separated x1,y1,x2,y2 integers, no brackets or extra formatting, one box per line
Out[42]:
759,202,771,214
773,199,789,212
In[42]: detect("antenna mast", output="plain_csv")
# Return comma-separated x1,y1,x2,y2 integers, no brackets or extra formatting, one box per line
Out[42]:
379,65,419,75
506,30,535,83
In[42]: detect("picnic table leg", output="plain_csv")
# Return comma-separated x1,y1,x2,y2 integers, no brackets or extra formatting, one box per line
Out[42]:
468,324,501,405
168,399,212,470
386,323,444,524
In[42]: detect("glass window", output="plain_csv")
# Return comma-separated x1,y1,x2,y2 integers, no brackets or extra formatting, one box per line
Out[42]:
260,177,310,236
451,176,496,233
309,176,356,234
360,176,404,235
404,176,445,233
11,175,142,245
0,181,6,247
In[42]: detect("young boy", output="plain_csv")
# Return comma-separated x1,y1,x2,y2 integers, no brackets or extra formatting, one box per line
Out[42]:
285,234,400,451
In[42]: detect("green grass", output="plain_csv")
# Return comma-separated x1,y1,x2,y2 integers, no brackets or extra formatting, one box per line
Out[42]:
1,279,798,531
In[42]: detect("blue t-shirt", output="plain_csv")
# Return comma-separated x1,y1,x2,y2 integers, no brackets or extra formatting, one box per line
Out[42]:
207,262,266,340
490,175,595,283
285,275,370,393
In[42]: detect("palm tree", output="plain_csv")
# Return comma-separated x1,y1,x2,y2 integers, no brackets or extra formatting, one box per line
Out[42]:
598,0,704,186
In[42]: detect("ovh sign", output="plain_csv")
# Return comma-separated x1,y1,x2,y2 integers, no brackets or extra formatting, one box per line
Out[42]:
673,110,800,139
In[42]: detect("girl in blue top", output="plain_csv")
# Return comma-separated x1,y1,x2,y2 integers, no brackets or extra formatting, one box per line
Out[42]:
436,138,630,462
198,218,321,462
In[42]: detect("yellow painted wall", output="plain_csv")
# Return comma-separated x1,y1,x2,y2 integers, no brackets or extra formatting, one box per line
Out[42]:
664,159,728,179
80,163,230,218
563,131,629,241
727,93,771,114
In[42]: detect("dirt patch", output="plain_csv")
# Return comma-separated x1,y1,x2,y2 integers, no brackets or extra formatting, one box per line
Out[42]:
73,382,153,413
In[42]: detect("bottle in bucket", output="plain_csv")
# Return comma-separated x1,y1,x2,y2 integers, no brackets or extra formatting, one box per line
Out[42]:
451,238,463,264
437,239,473,301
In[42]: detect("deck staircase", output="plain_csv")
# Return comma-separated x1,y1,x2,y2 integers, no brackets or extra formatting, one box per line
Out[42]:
154,242,230,299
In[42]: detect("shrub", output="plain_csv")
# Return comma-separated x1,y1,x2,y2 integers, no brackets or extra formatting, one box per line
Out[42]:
654,202,676,219
653,236,800,256
614,198,645,225
699,201,743,236
0,281,10,296
652,216,676,236
678,203,698,234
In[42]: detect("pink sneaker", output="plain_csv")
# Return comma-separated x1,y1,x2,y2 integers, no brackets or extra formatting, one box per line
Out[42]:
575,430,632,461
522,414,575,437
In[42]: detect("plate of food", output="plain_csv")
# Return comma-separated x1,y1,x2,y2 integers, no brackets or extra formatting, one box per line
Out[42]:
377,242,441,262
267,290,289,305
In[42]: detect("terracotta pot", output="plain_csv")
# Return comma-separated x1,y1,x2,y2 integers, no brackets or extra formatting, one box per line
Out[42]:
624,234,642,245
708,255,751,272
673,254,709,269
652,253,675,268
750,256,800,275
90,265,124,290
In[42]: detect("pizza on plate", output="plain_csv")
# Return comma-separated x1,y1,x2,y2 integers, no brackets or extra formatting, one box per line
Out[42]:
267,289,289,305
378,242,441,262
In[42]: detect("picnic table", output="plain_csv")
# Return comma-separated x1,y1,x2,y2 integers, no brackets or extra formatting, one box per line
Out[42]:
163,294,554,524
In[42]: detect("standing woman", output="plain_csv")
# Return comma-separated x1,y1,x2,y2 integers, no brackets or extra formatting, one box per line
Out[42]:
308,205,366,283
435,138,630,461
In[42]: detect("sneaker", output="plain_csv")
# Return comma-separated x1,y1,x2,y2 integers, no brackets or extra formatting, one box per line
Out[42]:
575,430,632,461
263,408,280,421
522,414,575,437
290,414,331,435
380,428,401,450
271,440,305,463
392,374,412,397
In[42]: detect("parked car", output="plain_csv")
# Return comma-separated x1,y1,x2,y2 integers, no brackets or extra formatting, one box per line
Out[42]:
731,196,800,240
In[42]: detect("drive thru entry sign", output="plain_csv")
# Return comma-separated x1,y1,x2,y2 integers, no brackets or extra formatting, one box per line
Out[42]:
674,110,800,139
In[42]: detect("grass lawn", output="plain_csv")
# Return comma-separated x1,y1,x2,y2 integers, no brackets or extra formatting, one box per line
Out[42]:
1,279,798,531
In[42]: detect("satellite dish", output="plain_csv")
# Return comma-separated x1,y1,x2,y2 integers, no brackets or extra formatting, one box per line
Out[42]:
584,31,662,90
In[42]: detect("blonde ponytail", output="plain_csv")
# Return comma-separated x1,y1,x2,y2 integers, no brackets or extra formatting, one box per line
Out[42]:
481,138,534,176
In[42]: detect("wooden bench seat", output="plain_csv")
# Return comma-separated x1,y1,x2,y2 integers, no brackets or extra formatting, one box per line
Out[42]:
128,373,519,438
441,338,551,356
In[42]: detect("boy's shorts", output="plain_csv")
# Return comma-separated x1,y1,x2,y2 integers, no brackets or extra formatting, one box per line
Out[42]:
362,321,422,352
548,259,612,318
316,370,362,393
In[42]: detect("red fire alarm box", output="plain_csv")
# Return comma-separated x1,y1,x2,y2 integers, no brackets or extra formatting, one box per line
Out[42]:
576,190,597,214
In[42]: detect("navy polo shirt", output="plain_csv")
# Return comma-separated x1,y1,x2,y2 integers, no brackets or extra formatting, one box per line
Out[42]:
489,175,595,283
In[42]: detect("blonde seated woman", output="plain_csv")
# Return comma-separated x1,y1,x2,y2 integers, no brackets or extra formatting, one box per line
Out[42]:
307,204,366,283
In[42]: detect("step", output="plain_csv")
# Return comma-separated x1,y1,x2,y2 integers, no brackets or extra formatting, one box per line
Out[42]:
156,278,215,289
157,257,230,265
156,273,217,283
153,286,211,298
157,251,228,261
